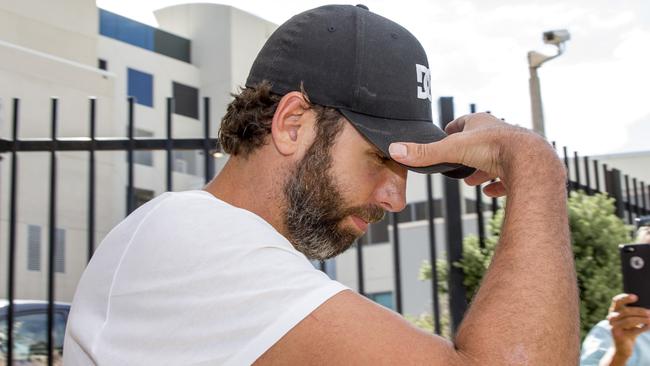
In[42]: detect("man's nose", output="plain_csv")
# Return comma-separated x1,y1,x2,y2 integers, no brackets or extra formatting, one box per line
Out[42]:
374,165,407,212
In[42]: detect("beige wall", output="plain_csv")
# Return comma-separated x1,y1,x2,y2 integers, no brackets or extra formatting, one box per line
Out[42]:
0,0,98,66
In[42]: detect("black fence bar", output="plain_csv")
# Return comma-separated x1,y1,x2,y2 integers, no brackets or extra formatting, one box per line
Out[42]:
573,151,581,189
470,104,486,249
356,240,365,296
603,164,609,192
126,98,135,215
426,174,441,334
624,175,633,224
47,98,58,365
391,212,403,313
475,185,485,249
562,146,570,173
562,146,571,193
633,178,640,216
583,156,591,194
166,97,174,192
607,169,625,219
439,96,466,334
88,98,96,262
203,97,213,184
594,160,601,192
641,181,648,214
0,137,218,153
6,98,20,365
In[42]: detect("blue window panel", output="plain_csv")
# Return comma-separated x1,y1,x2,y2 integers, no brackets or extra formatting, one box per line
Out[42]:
127,68,154,107
99,9,154,51
99,9,118,39
368,292,394,310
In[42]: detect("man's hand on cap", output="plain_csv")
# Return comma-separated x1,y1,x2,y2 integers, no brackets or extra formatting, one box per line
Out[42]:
388,112,564,197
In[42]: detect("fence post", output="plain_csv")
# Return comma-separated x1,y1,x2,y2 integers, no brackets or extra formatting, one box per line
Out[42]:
438,97,467,334
606,168,625,219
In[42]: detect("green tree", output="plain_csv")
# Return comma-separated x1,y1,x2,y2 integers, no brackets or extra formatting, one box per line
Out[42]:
419,191,632,338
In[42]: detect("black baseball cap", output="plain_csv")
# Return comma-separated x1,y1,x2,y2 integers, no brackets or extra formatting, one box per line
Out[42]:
246,4,475,179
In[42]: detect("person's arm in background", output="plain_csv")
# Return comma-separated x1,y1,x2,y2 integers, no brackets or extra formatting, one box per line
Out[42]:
598,294,650,366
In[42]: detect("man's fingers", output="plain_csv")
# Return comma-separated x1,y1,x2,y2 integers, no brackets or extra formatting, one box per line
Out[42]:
612,293,638,312
464,170,495,186
445,113,503,135
388,139,458,168
611,316,650,331
483,181,506,197
444,115,467,135
608,307,650,322
628,324,650,337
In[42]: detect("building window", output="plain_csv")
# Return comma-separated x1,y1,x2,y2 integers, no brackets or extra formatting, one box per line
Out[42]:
98,59,107,71
172,82,199,119
133,129,153,166
397,204,413,223
99,9,191,63
367,292,394,310
414,201,428,221
27,225,41,271
357,233,368,246
134,188,155,209
155,30,191,63
369,219,389,244
127,68,153,107
54,228,65,273
99,9,154,50
464,198,493,214
173,150,198,175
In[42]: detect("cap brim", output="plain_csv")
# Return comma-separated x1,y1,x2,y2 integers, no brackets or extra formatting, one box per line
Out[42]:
340,109,475,179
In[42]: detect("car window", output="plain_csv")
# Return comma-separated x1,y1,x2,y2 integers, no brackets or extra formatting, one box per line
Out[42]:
0,311,66,366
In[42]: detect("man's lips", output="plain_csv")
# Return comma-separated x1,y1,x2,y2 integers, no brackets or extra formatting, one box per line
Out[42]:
350,215,369,232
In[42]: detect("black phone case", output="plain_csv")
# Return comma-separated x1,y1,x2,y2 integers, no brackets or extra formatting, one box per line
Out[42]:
620,243,650,309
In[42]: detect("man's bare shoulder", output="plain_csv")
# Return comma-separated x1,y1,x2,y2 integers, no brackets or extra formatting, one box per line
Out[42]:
255,289,469,365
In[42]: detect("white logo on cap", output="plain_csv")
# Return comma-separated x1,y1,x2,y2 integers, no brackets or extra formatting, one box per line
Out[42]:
416,64,432,101
631,256,645,270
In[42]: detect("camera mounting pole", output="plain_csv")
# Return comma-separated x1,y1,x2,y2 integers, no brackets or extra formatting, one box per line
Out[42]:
527,30,570,137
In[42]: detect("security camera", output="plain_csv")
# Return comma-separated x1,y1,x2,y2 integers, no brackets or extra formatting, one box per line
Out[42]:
543,29,570,46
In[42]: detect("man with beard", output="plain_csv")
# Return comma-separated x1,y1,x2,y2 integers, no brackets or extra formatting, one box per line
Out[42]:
64,4,579,365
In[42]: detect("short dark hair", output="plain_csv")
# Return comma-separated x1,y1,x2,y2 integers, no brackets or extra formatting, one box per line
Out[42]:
219,81,344,157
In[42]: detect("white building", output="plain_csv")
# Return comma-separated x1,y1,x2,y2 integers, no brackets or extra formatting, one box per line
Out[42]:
0,0,275,302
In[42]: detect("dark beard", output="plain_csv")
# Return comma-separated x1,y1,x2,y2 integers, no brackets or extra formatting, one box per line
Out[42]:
283,138,385,260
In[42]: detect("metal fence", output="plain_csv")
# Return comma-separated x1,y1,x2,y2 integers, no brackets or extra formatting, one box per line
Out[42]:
1,96,648,364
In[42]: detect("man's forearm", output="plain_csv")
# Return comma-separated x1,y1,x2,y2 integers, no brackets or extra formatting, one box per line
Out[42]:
454,141,580,365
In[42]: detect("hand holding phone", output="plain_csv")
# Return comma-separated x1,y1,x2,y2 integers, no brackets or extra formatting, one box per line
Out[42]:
619,243,650,309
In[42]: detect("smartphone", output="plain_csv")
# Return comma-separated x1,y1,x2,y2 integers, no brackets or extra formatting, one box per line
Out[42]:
619,243,650,309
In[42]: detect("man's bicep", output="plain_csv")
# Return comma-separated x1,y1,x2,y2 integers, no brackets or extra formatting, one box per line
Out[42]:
255,289,468,365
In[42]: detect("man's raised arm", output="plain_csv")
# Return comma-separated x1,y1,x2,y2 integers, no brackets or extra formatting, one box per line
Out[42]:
256,113,579,365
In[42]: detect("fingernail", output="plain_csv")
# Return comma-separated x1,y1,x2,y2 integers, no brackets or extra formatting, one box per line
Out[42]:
389,143,407,159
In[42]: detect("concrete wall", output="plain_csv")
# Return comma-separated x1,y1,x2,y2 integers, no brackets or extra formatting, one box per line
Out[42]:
589,151,650,186
0,0,98,66
155,3,276,135
0,24,117,301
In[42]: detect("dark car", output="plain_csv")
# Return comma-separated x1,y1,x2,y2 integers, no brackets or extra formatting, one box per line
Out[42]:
0,300,70,365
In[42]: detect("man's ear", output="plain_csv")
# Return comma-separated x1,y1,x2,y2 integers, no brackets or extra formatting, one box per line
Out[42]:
271,91,314,156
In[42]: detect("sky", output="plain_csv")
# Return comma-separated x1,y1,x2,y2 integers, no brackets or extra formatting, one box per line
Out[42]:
96,0,650,156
